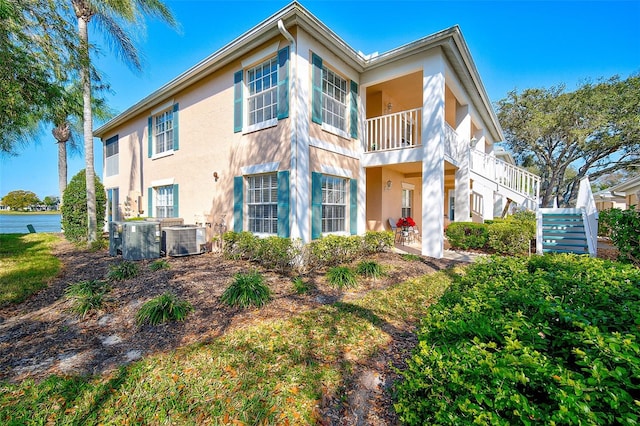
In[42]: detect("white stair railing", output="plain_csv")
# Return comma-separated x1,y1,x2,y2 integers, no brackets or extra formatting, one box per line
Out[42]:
576,176,598,256
470,149,540,205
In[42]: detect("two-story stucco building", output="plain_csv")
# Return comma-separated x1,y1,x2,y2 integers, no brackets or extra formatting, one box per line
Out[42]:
94,1,539,259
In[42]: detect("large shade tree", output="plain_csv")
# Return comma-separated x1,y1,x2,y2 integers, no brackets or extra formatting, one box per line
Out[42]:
497,75,640,207
0,0,78,154
70,0,177,243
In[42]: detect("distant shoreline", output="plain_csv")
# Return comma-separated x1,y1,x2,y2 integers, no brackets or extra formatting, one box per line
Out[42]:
0,211,60,216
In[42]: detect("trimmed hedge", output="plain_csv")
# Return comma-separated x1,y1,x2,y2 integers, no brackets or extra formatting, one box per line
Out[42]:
599,207,640,266
394,254,640,424
61,169,106,243
445,222,489,250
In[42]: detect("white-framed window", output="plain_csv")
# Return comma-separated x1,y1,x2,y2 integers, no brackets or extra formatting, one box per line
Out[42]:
247,57,278,127
105,135,119,177
322,66,347,132
247,173,278,234
154,109,174,155
402,189,413,218
322,175,347,233
155,185,174,218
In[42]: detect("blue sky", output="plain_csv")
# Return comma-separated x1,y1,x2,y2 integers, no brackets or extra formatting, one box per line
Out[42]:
1,0,638,200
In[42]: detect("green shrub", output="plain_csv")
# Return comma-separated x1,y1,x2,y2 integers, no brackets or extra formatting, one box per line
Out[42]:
307,235,363,268
400,253,421,262
363,231,394,253
292,276,310,294
599,207,640,265
64,280,111,318
445,222,489,250
326,266,358,289
107,261,139,281
61,169,107,243
222,271,271,308
506,209,536,239
149,259,171,271
222,231,260,260
487,222,531,255
356,260,383,279
394,255,640,424
136,292,193,326
256,236,296,272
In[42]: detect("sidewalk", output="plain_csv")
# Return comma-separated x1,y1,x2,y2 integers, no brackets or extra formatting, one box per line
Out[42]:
393,241,482,263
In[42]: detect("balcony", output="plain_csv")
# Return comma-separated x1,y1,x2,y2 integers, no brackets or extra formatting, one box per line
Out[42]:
365,108,422,152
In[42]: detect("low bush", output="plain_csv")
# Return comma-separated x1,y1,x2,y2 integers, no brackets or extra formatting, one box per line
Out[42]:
149,259,170,271
400,253,421,262
222,271,271,308
445,222,489,250
292,276,310,294
136,292,193,326
487,222,531,255
107,260,139,281
64,280,111,318
394,254,640,424
363,231,394,253
326,266,358,289
599,207,640,265
307,235,362,268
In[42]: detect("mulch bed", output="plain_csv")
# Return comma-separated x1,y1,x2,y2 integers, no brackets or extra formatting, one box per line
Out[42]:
0,238,462,425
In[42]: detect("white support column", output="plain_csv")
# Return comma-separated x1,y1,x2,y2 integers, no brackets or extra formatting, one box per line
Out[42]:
291,34,311,242
420,54,445,258
454,104,471,222
358,89,367,235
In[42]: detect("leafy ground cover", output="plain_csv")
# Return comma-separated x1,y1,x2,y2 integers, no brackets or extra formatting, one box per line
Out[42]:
395,254,640,424
0,234,61,306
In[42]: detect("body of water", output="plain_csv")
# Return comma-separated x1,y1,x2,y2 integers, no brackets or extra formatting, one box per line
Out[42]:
0,214,62,234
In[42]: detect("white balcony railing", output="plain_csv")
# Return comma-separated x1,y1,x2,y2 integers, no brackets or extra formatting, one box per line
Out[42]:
365,108,422,152
444,123,467,165
470,149,540,203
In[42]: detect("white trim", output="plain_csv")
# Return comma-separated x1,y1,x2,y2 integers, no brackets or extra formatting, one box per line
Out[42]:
244,118,278,134
150,99,174,116
321,122,350,139
151,178,175,187
151,150,174,160
309,137,359,159
320,165,352,179
241,162,280,175
402,182,415,190
241,41,279,68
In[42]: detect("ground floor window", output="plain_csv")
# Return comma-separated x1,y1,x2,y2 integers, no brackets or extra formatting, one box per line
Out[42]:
402,188,413,219
247,173,278,234
322,175,346,233
155,185,174,218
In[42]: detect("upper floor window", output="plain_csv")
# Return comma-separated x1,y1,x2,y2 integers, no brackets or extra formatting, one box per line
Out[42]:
247,173,278,235
311,53,358,139
247,57,278,126
148,103,179,158
155,109,174,154
105,135,119,177
322,66,347,132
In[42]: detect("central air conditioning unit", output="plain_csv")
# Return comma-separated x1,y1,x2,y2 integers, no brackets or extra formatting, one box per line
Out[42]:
121,221,161,260
163,225,207,256
108,221,124,256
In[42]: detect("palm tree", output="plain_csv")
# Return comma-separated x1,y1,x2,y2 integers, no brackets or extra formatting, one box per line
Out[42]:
70,0,177,243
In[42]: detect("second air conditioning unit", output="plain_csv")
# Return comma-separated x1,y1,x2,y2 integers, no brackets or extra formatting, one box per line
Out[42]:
163,225,207,256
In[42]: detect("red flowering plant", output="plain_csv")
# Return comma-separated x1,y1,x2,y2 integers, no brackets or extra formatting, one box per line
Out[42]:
396,217,416,228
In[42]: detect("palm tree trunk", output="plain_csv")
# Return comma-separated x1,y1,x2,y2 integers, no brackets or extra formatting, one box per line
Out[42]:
53,122,70,231
77,15,97,243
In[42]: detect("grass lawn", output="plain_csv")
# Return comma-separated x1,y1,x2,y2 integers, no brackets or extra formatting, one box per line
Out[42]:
0,273,455,424
0,234,61,306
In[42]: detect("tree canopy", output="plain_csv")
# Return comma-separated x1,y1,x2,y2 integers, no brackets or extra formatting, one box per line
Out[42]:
1,190,40,211
497,75,640,207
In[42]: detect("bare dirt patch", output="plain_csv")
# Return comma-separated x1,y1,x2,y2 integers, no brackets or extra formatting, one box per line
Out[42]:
0,238,462,425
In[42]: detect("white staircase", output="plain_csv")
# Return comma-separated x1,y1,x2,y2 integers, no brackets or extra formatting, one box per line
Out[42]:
536,177,598,256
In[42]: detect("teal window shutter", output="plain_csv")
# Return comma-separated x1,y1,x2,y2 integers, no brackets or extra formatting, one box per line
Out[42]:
172,103,179,150
311,53,323,125
277,46,290,120
311,172,322,239
350,81,358,139
233,176,243,232
350,179,357,235
147,116,153,157
233,70,243,133
147,187,153,217
172,184,179,218
277,171,290,237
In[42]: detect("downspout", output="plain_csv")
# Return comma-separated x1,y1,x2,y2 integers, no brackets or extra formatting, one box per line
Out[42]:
278,19,298,238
